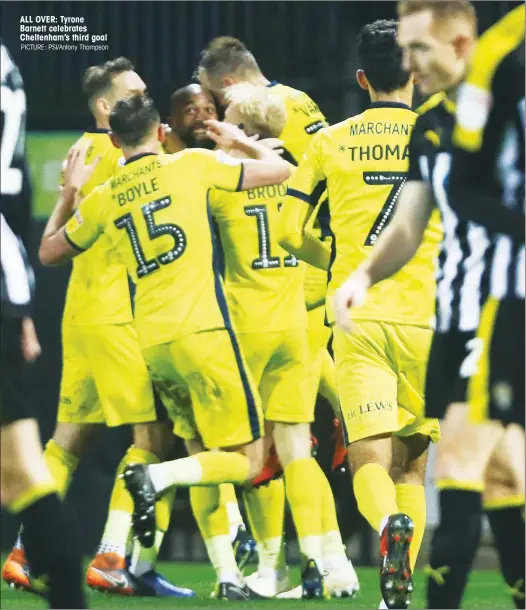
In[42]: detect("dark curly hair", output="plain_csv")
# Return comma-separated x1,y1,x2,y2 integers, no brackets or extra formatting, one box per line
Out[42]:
110,94,160,147
357,20,411,93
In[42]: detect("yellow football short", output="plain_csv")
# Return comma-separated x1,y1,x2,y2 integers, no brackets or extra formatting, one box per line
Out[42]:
238,328,313,423
58,323,157,427
142,329,264,450
333,321,440,445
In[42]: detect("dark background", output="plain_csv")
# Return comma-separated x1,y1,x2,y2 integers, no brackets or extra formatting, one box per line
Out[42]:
1,1,520,563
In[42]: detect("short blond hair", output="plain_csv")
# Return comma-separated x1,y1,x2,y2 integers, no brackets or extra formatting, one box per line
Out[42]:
225,84,287,139
398,0,477,32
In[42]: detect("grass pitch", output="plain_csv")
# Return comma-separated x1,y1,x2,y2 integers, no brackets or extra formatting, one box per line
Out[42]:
0,560,515,609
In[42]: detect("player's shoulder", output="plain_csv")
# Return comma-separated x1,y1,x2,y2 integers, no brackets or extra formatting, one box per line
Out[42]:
412,93,453,141
468,4,525,91
415,92,446,118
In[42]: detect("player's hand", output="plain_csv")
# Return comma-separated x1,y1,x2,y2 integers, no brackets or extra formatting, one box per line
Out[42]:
204,119,249,149
333,268,371,333
63,142,102,193
21,317,41,362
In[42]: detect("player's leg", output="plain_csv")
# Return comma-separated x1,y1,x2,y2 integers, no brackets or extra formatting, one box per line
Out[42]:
122,331,265,552
335,322,417,610
3,324,99,590
426,403,503,609
484,425,525,608
0,315,85,608
425,309,508,610
85,323,188,597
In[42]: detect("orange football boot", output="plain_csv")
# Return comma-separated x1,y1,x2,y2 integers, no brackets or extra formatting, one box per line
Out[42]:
2,548,33,592
85,552,137,595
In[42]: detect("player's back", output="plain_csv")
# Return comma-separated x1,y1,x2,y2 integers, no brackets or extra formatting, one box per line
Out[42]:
62,131,132,326
319,103,441,327
85,149,243,348
269,83,327,165
209,175,307,333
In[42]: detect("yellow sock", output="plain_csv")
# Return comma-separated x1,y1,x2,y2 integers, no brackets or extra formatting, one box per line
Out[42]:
190,486,239,582
319,351,340,418
353,463,398,533
284,458,324,565
148,451,251,491
100,446,164,557
220,484,244,540
43,440,79,500
395,484,426,570
243,478,286,572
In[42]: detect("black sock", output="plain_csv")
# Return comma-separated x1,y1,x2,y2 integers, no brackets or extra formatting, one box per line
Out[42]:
427,489,482,609
20,492,86,609
487,505,526,609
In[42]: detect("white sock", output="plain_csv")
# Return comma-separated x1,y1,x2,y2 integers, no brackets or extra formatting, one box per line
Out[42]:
322,530,349,571
204,535,242,584
148,457,203,493
98,509,131,557
379,599,388,609
128,537,157,577
379,515,390,536
258,536,286,573
298,535,324,572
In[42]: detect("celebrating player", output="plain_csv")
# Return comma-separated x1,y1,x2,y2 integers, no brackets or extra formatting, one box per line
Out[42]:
38,93,293,598
164,83,218,153
282,20,441,609
204,83,359,599
2,58,193,599
334,2,525,608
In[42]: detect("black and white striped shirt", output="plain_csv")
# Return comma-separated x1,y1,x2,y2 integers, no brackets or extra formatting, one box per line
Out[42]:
408,94,499,333
449,7,524,306
1,43,34,318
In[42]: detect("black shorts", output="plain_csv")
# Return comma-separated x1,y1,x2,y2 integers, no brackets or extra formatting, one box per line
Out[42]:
425,297,525,427
1,316,33,426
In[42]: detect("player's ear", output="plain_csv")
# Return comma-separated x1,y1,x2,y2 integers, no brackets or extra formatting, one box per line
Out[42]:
95,96,112,117
356,69,369,91
109,132,121,149
223,76,237,88
452,33,471,60
158,123,166,144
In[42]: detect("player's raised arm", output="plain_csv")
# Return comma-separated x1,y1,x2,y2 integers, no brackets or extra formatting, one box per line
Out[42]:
39,144,104,266
204,119,290,188
278,134,331,270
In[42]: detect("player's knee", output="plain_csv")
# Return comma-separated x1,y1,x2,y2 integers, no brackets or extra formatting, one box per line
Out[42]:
51,422,97,458
132,420,175,459
272,422,311,468
243,437,266,480
347,433,392,475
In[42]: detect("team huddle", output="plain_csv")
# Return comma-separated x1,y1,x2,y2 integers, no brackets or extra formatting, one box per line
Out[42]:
1,1,524,609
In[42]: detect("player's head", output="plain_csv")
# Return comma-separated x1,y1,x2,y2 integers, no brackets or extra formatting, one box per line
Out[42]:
168,83,218,149
83,57,146,123
397,0,477,96
196,37,263,103
356,20,413,98
109,94,164,154
224,84,286,139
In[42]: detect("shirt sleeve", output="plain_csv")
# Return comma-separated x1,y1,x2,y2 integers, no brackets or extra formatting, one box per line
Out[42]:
279,135,331,270
195,149,244,192
64,184,107,251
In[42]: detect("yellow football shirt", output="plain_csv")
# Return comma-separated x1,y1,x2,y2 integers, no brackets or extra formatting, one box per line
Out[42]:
209,172,307,333
269,82,330,307
61,130,132,326
65,149,245,348
284,102,441,328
